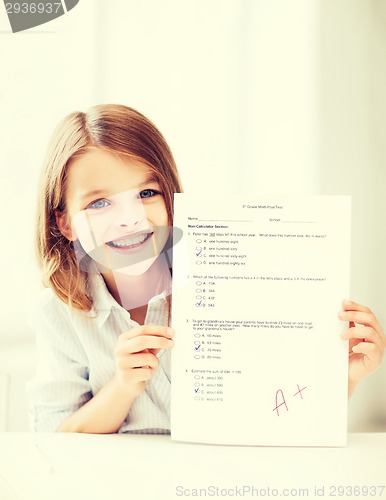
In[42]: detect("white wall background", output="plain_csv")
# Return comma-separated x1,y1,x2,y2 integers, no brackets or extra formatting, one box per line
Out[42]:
0,0,385,431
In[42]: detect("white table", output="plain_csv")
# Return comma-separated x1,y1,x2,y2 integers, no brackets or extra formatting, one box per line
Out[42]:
0,433,385,500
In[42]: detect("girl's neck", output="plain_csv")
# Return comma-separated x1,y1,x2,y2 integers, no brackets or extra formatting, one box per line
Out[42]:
99,254,172,319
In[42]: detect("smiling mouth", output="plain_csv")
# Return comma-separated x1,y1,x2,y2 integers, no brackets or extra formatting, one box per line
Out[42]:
106,232,153,250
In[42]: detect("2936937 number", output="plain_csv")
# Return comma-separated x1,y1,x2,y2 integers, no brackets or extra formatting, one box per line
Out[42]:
329,485,385,496
5,3,63,15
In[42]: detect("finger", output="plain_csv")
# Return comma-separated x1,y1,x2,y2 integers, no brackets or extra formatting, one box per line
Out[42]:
348,337,362,352
123,335,174,354
153,347,174,358
116,352,159,370
351,342,383,367
341,300,372,314
340,326,380,344
149,347,165,357
126,367,153,383
340,301,385,340
338,310,382,334
119,325,175,342
342,327,385,356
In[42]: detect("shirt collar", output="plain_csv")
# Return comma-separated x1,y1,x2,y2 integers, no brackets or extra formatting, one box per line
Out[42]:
82,272,118,327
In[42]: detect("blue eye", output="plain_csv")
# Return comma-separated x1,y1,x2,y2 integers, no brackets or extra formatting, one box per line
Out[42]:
87,199,110,209
139,189,159,199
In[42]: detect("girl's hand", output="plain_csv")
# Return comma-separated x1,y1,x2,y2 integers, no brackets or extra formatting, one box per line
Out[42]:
114,325,174,397
339,300,386,396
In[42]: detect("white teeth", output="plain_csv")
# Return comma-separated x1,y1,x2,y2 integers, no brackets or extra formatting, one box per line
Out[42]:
110,233,149,247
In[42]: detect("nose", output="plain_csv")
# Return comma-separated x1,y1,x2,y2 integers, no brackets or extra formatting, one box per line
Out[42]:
114,194,147,231
116,219,139,229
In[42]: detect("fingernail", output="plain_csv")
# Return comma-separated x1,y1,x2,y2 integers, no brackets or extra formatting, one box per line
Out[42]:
343,299,352,307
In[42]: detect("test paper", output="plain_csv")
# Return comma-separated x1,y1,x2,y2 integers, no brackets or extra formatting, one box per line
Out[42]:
171,194,351,446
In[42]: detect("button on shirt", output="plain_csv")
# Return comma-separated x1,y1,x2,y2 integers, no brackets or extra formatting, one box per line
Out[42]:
27,273,171,433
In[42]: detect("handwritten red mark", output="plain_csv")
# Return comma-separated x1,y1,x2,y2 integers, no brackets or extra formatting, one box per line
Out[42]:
273,384,308,416
273,389,289,416
293,384,307,399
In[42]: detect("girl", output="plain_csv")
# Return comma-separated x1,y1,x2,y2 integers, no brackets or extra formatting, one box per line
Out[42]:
28,104,182,434
28,104,385,434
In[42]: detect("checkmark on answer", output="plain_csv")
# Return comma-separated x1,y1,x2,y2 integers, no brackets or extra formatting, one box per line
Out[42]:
194,344,201,351
194,388,200,393
196,249,202,257
195,300,203,307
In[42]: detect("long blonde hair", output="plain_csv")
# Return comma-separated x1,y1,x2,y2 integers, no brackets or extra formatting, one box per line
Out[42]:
36,104,183,311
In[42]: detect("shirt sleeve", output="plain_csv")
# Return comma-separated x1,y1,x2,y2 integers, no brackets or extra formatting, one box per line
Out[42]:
26,290,93,432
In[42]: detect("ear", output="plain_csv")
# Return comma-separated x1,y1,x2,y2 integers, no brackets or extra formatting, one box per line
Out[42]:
55,210,76,241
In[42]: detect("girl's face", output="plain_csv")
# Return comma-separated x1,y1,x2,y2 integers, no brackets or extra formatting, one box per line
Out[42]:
57,148,170,276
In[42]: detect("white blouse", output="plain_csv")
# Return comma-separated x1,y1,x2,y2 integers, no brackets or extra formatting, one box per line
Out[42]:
27,273,171,433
